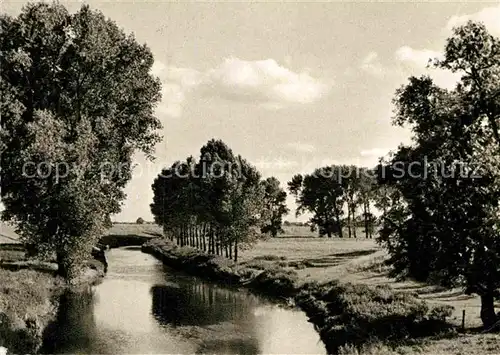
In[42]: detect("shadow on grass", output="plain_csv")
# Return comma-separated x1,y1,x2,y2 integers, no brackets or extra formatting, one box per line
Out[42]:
331,249,379,258
426,290,469,299
0,243,25,251
300,249,379,268
359,272,391,281
0,262,57,275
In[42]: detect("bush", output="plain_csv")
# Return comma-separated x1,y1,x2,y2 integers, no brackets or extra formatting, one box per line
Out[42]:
136,217,145,224
295,282,454,354
252,255,287,261
250,267,299,297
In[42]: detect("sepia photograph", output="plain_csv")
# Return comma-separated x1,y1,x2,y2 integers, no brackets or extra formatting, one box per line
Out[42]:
1,0,500,354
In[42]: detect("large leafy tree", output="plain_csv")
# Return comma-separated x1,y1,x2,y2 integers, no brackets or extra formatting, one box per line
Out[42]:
0,3,162,279
378,21,500,328
288,166,348,238
260,177,289,238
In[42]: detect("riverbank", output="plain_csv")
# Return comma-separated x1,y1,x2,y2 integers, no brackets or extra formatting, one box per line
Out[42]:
142,238,456,354
0,246,107,355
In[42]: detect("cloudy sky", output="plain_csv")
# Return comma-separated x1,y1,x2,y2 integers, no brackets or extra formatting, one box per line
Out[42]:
3,1,500,222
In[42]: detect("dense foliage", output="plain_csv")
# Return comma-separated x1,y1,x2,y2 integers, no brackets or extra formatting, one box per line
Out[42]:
150,139,288,261
0,3,162,279
377,21,500,328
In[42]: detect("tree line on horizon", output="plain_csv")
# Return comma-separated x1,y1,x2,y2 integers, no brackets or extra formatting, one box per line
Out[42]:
1,2,500,329
148,140,390,248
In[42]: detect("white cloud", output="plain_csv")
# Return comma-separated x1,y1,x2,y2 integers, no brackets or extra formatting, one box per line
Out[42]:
395,46,443,69
151,57,331,117
394,46,460,90
360,51,386,78
151,62,201,118
285,142,316,153
446,4,500,36
201,57,331,107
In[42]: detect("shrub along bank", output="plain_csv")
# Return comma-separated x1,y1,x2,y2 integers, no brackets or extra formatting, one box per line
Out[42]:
0,246,107,355
142,238,455,354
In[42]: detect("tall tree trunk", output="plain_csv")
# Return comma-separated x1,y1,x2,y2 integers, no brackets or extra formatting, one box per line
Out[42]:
480,293,498,329
367,204,372,238
347,205,352,238
363,201,369,238
210,226,215,254
182,224,187,246
191,224,195,246
332,204,343,238
229,241,232,259
202,224,207,252
189,224,193,246
234,239,238,262
208,225,213,254
352,205,357,238
336,216,343,238
56,251,69,279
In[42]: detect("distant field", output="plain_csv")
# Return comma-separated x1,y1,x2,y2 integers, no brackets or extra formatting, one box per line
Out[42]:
280,225,318,237
241,236,378,263
0,222,19,244
280,225,375,238
0,222,164,244
1,222,375,242
105,222,163,237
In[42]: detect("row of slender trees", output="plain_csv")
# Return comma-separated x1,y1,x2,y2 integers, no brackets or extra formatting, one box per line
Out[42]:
150,139,289,262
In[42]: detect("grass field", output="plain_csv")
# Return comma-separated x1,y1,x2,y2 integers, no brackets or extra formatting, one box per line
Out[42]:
243,235,493,329
0,223,19,244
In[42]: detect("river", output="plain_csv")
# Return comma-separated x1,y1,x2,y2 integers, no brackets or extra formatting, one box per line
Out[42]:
41,246,326,354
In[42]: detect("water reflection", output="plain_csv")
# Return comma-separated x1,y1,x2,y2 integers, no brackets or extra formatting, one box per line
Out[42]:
196,338,261,354
41,248,325,355
151,282,256,327
41,287,113,354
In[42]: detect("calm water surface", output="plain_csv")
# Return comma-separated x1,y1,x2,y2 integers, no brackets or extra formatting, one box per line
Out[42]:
42,247,326,354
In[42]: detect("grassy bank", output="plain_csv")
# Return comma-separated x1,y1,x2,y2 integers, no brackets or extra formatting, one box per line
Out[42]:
142,238,454,354
0,246,106,354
